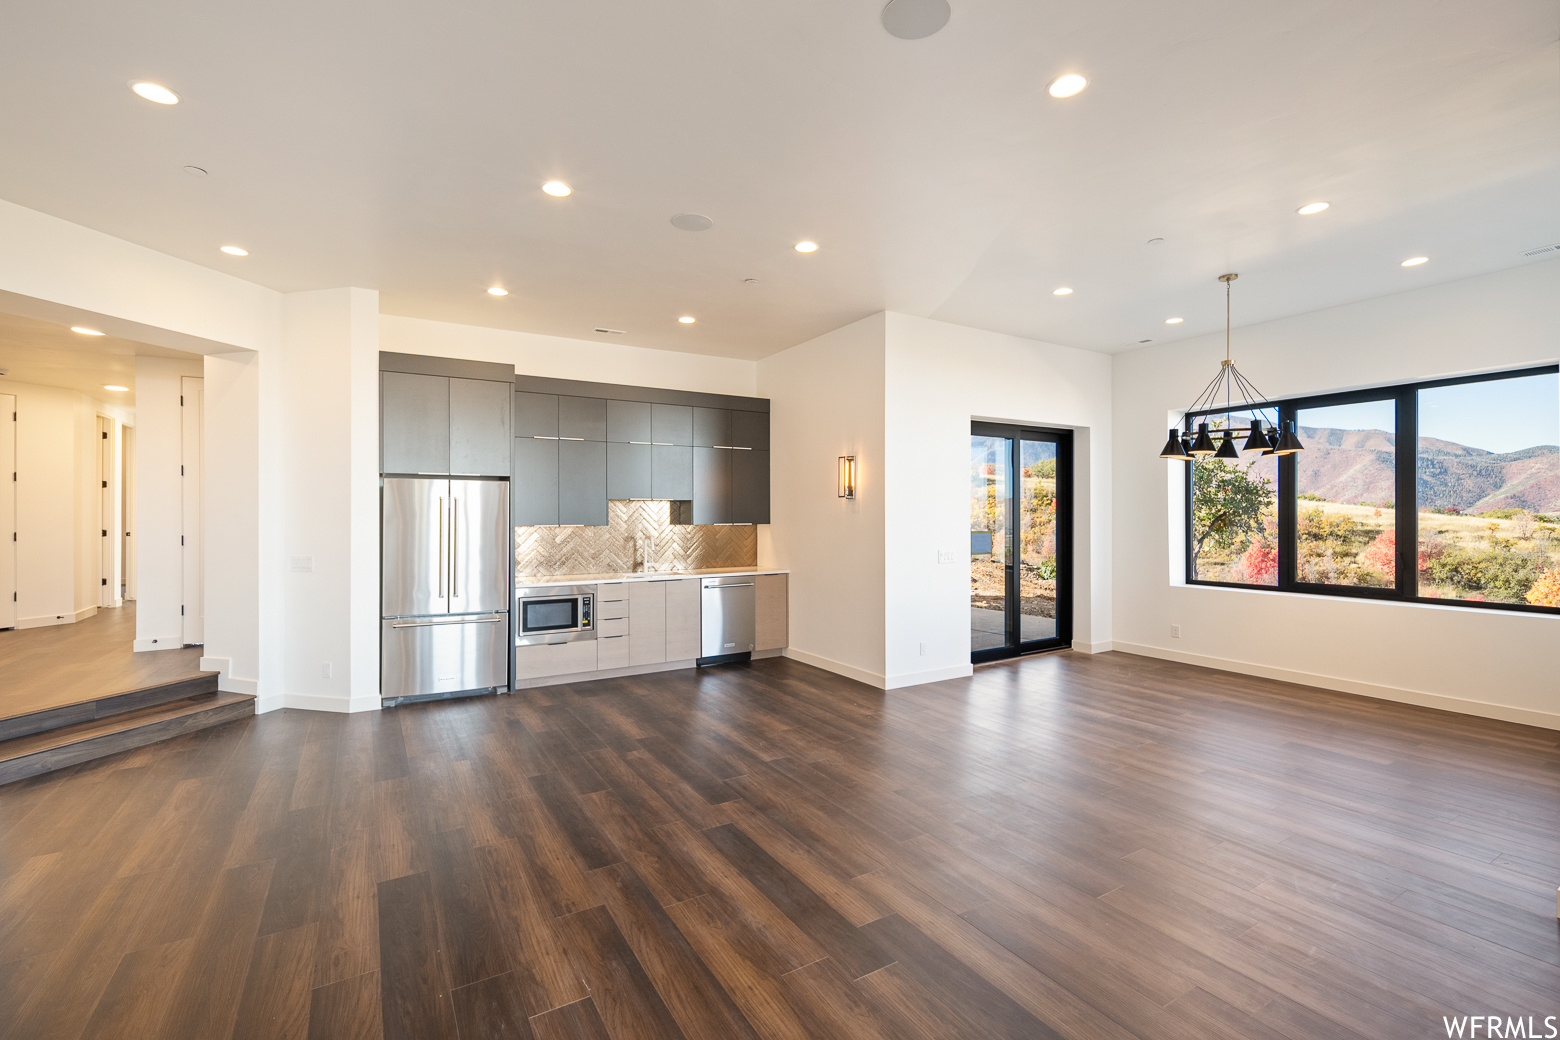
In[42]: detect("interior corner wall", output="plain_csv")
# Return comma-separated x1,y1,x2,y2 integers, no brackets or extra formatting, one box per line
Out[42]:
1112,259,1560,729
379,315,759,397
267,288,381,713
883,313,1114,687
133,356,204,650
202,350,261,695
758,313,888,685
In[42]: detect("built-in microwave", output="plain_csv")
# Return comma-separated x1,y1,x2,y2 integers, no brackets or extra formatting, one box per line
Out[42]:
516,585,595,645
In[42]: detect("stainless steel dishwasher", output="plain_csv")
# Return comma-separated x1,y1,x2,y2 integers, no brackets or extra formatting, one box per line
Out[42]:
700,576,756,662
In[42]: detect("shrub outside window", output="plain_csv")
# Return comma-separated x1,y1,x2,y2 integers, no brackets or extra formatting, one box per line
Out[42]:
1184,366,1560,615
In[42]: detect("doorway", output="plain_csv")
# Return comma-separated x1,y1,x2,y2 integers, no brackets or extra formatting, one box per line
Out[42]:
969,422,1072,662
181,376,203,645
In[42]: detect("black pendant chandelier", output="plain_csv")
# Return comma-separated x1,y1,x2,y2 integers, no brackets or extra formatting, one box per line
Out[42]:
1159,273,1304,461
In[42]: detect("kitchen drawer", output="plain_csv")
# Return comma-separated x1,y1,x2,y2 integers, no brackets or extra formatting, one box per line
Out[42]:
596,632,630,669
514,640,598,680
597,592,628,620
598,617,629,638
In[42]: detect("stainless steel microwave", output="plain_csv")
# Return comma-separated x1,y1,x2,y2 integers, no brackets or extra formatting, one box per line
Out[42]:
516,585,595,645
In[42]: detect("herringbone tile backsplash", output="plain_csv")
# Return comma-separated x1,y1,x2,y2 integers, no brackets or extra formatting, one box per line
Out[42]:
515,500,757,579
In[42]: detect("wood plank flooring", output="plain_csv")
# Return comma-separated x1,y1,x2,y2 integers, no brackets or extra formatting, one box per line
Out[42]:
0,604,203,720
1,651,1557,1040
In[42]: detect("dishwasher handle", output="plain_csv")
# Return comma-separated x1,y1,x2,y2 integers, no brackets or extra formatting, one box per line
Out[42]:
704,581,754,589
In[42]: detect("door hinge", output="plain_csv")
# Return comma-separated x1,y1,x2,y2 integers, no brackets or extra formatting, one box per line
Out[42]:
181,535,185,545
181,605,185,615
101,480,107,488
181,465,185,476
102,578,107,586
101,529,107,537
102,431,108,440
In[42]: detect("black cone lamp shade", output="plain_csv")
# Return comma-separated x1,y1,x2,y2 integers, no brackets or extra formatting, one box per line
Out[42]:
1160,429,1190,459
1273,421,1305,455
1187,422,1218,456
1213,431,1241,459
1241,421,1270,453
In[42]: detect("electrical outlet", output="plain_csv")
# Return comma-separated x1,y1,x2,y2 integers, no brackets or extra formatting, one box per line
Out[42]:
322,662,332,678
1171,625,1181,639
937,549,959,565
290,556,314,573
918,641,928,657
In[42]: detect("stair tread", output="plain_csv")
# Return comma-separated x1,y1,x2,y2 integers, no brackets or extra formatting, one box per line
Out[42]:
0,691,254,761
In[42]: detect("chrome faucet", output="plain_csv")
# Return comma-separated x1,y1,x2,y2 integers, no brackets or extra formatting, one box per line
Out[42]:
639,530,657,573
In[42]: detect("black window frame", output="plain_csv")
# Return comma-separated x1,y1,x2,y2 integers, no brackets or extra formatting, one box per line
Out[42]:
1183,364,1560,616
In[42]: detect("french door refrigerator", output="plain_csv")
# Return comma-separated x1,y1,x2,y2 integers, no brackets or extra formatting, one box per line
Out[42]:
382,477,510,702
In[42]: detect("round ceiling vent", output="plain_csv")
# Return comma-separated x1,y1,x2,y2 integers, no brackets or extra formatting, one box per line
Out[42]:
881,0,950,39
670,213,714,232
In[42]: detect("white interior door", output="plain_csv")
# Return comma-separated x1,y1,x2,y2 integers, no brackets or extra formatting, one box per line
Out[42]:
181,377,204,644
0,394,14,629
122,425,135,601
98,415,113,608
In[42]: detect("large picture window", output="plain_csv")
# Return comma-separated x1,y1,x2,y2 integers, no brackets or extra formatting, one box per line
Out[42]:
1185,366,1560,615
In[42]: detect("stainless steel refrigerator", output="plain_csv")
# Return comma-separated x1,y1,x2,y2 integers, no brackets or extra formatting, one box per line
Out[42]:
381,477,510,702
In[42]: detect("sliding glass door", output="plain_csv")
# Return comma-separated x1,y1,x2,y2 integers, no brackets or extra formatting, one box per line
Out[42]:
970,422,1072,662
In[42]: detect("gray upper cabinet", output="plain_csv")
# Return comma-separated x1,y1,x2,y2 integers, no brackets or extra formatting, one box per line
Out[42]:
450,378,512,476
382,373,452,474
653,445,693,500
607,442,653,500
692,447,731,524
512,437,559,526
559,396,607,441
514,392,559,438
730,410,769,450
651,404,693,446
559,440,608,525
607,400,654,443
692,407,730,448
731,449,770,524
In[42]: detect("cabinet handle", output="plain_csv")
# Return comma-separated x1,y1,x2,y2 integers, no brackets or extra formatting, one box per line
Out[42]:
629,441,651,445
533,435,560,440
559,436,585,441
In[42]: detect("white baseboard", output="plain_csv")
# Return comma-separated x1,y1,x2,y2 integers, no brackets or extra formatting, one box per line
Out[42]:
884,662,975,689
15,605,98,629
1111,641,1560,732
782,647,887,689
74,605,97,622
1072,640,1114,654
282,692,382,713
515,659,694,690
133,635,183,651
254,694,284,714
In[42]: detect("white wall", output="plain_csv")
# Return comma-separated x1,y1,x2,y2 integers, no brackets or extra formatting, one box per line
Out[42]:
380,315,758,396
884,313,1115,686
133,356,203,649
758,314,888,684
1112,259,1560,729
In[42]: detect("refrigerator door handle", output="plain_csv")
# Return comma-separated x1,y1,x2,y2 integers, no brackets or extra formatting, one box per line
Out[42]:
390,616,505,629
451,496,459,598
437,497,446,599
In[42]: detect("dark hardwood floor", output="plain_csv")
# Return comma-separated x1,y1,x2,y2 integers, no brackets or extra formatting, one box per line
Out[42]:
0,604,204,720
1,651,1556,1040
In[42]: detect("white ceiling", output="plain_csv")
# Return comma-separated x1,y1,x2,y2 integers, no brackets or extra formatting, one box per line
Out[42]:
0,312,195,408
1,0,1555,360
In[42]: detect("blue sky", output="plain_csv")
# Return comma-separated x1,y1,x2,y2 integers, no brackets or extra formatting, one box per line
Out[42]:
1297,372,1558,454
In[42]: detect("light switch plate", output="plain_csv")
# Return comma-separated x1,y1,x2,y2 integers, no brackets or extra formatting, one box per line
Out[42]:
937,549,960,564
290,556,315,573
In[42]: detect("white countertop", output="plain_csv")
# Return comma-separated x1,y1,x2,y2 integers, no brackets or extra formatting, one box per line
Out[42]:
515,567,787,590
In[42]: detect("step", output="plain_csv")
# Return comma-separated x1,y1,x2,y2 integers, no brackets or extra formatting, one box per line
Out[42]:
0,672,220,743
0,691,255,786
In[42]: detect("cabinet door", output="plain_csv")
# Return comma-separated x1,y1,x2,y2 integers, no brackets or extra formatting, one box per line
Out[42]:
651,404,693,446
664,579,701,661
652,444,693,500
514,392,558,438
755,573,788,651
628,581,667,665
729,410,769,450
607,400,653,443
559,397,607,441
512,438,559,527
450,378,512,476
382,373,450,474
607,442,653,500
691,447,731,524
692,407,730,448
730,449,770,524
559,440,608,526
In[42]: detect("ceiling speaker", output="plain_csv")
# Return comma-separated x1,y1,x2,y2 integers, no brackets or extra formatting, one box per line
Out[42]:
881,0,950,39
670,213,714,232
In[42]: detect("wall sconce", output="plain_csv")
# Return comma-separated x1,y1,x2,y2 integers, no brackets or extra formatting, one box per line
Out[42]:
838,455,857,499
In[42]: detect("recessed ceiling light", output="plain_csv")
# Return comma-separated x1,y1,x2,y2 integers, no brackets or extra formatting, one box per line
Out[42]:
880,0,952,40
1053,287,1073,296
487,287,510,296
1401,256,1429,267
72,326,105,336
220,245,248,256
541,181,572,197
131,82,180,105
103,385,130,392
678,316,697,324
670,213,714,231
1296,201,1330,215
1048,74,1087,99
794,241,818,253
1165,317,1184,324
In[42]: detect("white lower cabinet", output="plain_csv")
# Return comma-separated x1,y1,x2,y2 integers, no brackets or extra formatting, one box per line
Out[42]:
596,632,630,669
514,639,597,680
630,581,668,665
665,578,701,660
